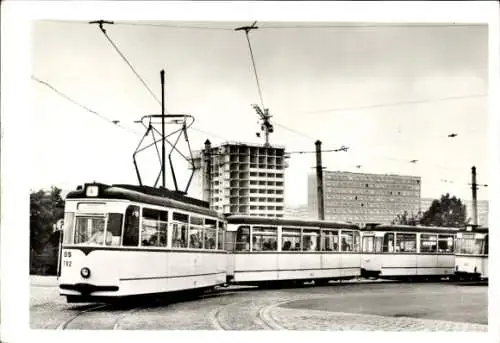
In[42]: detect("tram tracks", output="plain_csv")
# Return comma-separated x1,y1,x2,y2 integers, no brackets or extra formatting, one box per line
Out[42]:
57,302,144,330
209,293,336,330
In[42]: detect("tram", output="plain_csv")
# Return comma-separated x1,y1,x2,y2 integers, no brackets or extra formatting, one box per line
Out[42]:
225,215,362,286
455,227,488,280
58,182,227,302
360,224,458,281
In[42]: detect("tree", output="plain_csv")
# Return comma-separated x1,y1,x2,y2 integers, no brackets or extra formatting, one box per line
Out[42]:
391,210,423,226
419,193,468,228
30,186,65,274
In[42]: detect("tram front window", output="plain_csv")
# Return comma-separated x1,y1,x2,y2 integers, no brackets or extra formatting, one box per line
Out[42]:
74,216,109,245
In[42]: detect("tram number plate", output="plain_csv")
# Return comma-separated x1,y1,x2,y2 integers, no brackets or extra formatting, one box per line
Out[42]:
63,251,72,268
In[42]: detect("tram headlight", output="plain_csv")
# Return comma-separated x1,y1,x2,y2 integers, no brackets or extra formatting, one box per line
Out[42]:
80,267,91,279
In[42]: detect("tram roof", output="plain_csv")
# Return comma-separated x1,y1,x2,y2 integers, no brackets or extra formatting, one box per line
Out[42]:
66,183,222,218
361,224,460,234
458,227,489,234
226,215,360,229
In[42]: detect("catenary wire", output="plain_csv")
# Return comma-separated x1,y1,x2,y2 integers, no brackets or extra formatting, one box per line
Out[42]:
32,75,137,133
91,22,163,107
242,29,265,109
300,94,487,115
40,20,484,31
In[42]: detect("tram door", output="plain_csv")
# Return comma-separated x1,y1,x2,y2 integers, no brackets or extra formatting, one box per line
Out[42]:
361,234,383,272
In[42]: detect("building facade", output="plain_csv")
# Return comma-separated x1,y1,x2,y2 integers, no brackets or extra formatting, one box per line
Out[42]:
308,171,421,225
420,198,489,227
192,141,287,217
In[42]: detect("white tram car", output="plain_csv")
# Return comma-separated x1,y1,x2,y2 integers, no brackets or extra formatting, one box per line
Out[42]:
360,224,458,281
225,215,362,286
58,183,227,302
455,228,488,280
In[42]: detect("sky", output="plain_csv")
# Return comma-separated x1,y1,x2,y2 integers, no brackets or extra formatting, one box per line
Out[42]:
30,7,490,207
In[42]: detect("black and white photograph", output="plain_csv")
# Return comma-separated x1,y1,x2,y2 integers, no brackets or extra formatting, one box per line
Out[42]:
1,1,499,342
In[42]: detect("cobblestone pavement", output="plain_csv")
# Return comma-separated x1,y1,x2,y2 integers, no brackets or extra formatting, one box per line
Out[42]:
30,277,487,331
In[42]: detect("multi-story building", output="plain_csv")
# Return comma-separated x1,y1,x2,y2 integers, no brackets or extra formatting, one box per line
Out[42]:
192,141,287,217
420,198,489,227
308,171,421,225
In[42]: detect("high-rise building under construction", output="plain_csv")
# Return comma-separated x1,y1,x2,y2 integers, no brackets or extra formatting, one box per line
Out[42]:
192,141,288,217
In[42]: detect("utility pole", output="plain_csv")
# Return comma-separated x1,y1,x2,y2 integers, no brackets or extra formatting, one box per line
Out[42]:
204,139,212,207
161,70,166,189
315,140,325,220
471,166,478,226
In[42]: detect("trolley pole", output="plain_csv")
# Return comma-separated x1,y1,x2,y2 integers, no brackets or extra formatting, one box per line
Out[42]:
204,139,212,208
471,166,478,226
315,140,325,220
161,70,166,188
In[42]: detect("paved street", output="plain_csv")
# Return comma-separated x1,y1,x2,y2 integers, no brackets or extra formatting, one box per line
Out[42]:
30,276,487,331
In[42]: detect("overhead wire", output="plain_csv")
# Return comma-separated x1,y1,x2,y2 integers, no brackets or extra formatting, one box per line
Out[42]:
91,22,162,107
41,20,484,31
300,94,487,115
31,75,138,134
241,26,265,109
32,75,229,144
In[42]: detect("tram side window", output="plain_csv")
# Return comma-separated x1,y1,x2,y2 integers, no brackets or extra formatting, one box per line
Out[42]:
141,208,168,247
123,205,140,246
322,230,339,251
189,216,204,249
484,235,488,255
106,213,123,246
282,227,300,251
395,233,416,253
217,221,225,250
374,236,383,252
362,235,374,253
204,219,217,250
236,226,250,251
437,234,454,253
382,233,394,253
252,226,277,251
474,238,484,255
353,231,360,252
302,229,320,251
172,212,189,248
420,234,437,253
62,212,75,244
340,231,353,252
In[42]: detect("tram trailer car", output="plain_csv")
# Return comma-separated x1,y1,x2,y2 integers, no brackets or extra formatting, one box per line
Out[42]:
225,215,362,286
360,224,458,281
58,183,227,303
455,228,488,280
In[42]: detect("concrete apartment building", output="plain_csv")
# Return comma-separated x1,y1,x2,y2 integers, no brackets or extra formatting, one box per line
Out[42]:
420,197,489,227
308,171,421,225
192,141,287,217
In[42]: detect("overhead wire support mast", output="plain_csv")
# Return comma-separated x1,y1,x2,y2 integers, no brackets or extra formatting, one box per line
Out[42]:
235,21,273,147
